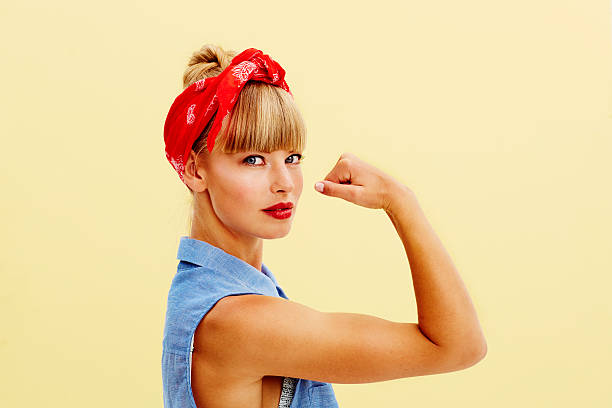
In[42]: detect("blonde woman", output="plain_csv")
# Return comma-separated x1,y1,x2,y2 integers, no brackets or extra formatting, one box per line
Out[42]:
161,44,487,408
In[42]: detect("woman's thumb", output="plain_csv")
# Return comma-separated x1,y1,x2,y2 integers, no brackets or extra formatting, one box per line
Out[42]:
314,180,354,201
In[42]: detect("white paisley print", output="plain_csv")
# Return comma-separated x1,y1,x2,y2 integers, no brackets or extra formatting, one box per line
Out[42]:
194,78,206,91
230,61,257,82
186,104,196,125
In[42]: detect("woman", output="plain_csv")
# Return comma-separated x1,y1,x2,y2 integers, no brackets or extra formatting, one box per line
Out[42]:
161,44,487,408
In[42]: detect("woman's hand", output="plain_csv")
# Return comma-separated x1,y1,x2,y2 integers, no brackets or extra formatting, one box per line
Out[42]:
314,152,409,211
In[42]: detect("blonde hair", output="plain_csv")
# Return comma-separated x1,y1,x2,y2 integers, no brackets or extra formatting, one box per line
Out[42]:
182,44,306,182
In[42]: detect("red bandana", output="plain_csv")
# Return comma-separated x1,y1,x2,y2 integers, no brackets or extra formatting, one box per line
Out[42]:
163,47,292,184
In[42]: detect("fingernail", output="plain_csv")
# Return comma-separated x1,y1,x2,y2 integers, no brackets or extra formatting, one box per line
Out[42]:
315,182,324,193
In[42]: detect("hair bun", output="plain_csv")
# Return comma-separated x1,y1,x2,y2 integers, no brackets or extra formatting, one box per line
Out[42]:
182,44,238,89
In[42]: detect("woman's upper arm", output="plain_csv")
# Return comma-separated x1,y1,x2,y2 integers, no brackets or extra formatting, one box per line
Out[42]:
195,294,475,384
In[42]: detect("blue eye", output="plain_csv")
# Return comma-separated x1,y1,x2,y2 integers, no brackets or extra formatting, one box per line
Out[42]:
242,153,304,166
243,155,264,166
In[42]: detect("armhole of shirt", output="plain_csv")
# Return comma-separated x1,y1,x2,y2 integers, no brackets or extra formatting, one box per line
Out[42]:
189,333,195,384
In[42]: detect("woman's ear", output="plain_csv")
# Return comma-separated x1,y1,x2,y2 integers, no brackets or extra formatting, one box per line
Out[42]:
183,150,207,193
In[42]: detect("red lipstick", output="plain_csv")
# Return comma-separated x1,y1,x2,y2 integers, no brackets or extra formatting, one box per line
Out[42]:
263,202,294,211
262,202,294,219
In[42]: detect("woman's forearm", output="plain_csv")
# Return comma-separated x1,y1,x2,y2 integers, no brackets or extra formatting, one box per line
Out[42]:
384,183,487,363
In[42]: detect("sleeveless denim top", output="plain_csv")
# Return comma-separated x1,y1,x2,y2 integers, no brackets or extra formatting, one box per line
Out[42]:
162,236,340,408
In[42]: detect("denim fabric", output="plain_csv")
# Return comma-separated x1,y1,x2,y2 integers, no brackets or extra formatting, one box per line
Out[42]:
162,236,339,408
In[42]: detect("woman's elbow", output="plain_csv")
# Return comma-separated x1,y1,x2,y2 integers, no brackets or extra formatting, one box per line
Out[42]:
456,337,488,369
465,339,488,367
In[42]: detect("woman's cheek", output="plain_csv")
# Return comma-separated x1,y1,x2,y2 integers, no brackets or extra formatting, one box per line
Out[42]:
228,179,261,209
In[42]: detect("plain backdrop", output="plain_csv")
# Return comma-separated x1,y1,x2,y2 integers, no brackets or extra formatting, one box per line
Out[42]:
1,1,611,406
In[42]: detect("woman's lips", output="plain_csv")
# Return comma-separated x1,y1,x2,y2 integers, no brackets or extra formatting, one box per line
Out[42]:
262,208,293,219
263,202,294,211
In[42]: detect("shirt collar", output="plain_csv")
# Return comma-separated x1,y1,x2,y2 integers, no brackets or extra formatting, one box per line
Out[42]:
175,236,280,288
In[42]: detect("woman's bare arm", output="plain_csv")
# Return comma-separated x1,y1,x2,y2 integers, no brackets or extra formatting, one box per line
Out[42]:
384,183,487,363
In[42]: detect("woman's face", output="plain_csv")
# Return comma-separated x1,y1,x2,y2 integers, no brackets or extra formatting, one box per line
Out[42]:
201,149,304,239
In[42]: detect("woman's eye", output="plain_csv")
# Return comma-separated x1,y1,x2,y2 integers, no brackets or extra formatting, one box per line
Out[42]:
288,154,303,164
243,155,264,166
243,153,304,166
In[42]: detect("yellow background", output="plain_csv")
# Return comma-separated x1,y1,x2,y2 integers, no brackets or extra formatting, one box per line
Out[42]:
2,1,611,406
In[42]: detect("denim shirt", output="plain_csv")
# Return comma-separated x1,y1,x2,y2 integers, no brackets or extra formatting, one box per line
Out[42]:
162,236,340,408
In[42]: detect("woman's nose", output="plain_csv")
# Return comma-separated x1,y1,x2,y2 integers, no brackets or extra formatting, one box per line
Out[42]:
270,165,294,193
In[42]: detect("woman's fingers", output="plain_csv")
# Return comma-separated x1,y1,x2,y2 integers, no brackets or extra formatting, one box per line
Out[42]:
314,152,402,210
315,180,364,203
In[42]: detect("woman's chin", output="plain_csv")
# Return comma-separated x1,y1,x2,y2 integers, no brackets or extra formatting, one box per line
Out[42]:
259,225,292,239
